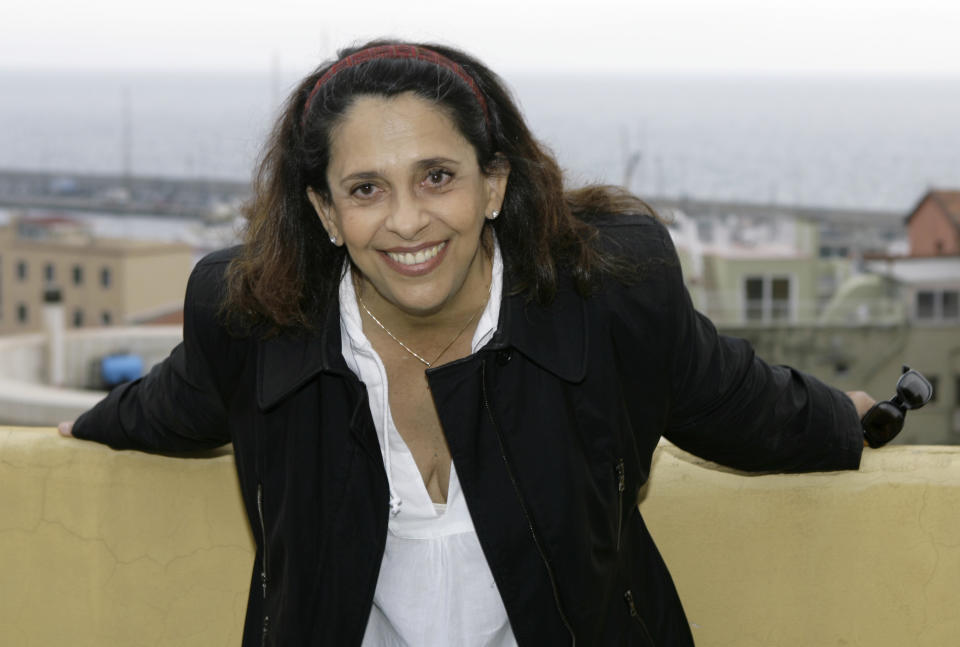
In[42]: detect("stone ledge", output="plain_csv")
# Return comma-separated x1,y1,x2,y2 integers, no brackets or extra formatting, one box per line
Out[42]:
2,427,957,646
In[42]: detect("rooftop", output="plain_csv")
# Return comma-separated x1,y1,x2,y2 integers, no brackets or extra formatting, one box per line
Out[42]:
907,189,960,229
865,256,960,284
1,218,194,255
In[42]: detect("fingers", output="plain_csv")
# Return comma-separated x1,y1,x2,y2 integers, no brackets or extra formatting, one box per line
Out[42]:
845,391,877,420
58,421,74,437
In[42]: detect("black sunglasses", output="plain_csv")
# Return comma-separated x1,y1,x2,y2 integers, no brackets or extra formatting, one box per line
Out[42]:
861,365,934,448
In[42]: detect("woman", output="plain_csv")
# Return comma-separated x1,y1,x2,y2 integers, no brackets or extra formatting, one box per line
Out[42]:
63,41,875,645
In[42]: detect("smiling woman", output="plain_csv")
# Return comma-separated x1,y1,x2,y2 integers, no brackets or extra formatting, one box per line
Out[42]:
65,39,877,647
307,93,506,324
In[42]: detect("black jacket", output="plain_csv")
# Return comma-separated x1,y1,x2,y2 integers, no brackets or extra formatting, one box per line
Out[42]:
74,214,863,646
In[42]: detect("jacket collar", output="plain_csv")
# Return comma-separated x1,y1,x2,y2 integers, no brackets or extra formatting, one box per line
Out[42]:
256,302,349,412
257,272,587,411
483,274,587,382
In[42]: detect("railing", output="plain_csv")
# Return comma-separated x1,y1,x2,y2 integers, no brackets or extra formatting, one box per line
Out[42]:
2,427,958,646
698,292,907,327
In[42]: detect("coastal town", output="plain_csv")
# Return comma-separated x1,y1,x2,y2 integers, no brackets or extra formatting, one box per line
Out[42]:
1,168,957,443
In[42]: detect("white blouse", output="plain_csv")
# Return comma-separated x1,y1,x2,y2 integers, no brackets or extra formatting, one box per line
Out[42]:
338,243,518,647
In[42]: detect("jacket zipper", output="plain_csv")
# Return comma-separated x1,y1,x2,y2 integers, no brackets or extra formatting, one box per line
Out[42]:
481,360,576,646
257,483,270,645
615,458,625,552
623,589,656,646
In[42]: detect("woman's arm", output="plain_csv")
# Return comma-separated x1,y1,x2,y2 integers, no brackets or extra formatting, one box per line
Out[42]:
66,250,242,452
643,222,866,472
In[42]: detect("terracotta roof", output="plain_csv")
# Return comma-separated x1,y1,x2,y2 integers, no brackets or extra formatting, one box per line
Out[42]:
931,190,960,227
136,309,184,325
906,189,960,231
128,304,185,326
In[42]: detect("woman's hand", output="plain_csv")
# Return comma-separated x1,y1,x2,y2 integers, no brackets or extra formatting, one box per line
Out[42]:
58,421,74,437
845,392,876,447
845,391,876,419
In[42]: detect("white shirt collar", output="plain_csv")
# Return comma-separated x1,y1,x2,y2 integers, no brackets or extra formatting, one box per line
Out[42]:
339,236,504,362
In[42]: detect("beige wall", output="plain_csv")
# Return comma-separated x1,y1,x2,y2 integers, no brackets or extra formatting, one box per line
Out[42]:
0,228,192,334
643,442,960,646
120,250,194,321
1,234,120,332
701,255,820,326
2,428,958,646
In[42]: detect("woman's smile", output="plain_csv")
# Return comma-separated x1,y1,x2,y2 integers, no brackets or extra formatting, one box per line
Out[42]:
382,240,448,274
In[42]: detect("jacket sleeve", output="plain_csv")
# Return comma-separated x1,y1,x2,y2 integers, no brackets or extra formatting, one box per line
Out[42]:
643,220,864,472
71,251,239,452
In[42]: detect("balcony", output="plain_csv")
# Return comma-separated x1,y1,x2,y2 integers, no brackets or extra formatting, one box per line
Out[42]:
2,427,958,645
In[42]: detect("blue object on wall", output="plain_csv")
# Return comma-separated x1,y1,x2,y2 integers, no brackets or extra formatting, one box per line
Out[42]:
101,354,144,387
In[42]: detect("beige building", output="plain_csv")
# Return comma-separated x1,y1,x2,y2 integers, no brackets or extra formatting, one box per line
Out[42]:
666,195,960,444
0,217,194,334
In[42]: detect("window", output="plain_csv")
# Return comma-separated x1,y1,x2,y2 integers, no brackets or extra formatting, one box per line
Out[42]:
916,290,960,321
744,275,793,323
943,291,959,320
16,260,27,281
100,266,111,288
916,291,935,319
954,379,960,435
17,303,28,324
72,308,84,328
101,311,112,326
770,277,791,321
44,263,55,282
72,265,84,286
745,277,764,322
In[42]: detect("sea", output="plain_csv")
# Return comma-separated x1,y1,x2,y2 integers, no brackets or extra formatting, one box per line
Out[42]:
1,69,959,213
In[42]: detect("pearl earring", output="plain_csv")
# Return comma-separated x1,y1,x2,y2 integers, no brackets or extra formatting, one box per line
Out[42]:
329,235,337,244
489,210,500,220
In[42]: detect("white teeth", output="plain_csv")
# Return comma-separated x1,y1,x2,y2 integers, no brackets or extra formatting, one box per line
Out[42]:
387,242,445,266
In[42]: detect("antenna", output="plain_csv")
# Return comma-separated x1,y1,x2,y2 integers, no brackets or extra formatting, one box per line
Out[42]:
620,124,643,190
121,85,132,187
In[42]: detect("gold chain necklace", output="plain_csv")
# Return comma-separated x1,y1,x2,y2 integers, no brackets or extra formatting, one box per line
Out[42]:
357,293,487,368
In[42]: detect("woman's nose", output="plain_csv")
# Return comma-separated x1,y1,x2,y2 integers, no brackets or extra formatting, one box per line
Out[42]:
384,193,429,239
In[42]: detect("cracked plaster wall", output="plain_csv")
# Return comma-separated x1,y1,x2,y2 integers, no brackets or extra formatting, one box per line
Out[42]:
641,443,960,646
2,427,958,646
1,427,251,646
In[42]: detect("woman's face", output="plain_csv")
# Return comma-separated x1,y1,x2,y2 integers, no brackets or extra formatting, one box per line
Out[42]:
309,92,508,319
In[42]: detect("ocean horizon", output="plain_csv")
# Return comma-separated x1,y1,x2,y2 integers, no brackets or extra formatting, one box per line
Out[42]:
2,69,958,213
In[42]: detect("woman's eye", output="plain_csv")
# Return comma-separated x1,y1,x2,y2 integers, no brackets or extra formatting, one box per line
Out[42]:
351,183,379,198
424,169,452,188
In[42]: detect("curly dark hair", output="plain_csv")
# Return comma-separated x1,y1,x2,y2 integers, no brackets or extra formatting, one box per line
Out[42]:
224,39,656,333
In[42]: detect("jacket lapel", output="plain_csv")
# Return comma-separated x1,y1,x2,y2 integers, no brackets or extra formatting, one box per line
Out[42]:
257,303,350,411
490,274,588,383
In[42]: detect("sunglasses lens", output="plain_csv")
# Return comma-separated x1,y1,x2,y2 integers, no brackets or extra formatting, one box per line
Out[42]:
898,371,933,409
863,401,905,445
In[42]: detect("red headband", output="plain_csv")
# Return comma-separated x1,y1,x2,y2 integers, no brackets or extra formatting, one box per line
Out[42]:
301,45,490,125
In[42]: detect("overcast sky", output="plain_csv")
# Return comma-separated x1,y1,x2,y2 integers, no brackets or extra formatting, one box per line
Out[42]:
3,0,959,77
